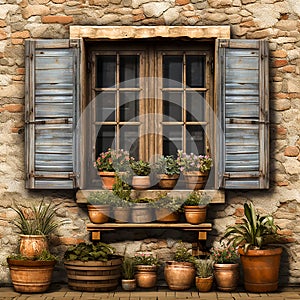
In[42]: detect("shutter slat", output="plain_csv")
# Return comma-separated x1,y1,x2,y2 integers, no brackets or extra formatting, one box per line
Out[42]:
25,39,80,189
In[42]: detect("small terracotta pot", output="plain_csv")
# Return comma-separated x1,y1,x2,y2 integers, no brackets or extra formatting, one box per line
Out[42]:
98,171,116,190
183,171,208,190
135,265,157,288
113,207,131,223
157,174,179,189
214,263,239,292
195,276,213,292
155,208,180,223
87,205,110,223
131,203,153,223
184,205,207,224
132,176,151,190
19,235,48,259
121,279,136,291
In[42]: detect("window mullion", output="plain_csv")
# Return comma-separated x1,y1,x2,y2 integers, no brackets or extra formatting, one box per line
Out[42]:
116,52,120,150
183,52,187,153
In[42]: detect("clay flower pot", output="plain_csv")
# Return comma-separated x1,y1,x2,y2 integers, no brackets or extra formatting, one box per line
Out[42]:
87,204,110,224
195,276,213,292
155,208,180,223
157,174,179,189
135,265,157,288
183,171,208,190
19,235,48,259
98,171,116,190
184,205,207,224
132,175,151,190
121,278,136,291
213,263,239,292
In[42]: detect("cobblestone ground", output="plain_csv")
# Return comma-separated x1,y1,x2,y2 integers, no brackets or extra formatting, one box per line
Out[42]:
0,285,300,300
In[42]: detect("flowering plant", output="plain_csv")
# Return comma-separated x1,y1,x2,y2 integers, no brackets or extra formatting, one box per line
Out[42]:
95,148,132,172
133,251,160,266
177,150,213,173
210,243,239,264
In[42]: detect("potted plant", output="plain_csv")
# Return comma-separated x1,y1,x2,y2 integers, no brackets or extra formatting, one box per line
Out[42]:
183,191,210,225
155,155,180,189
194,258,214,292
131,198,154,223
177,150,213,190
223,202,284,293
164,242,196,290
64,242,122,292
210,243,239,292
12,201,62,259
121,257,136,291
87,191,116,223
7,250,56,293
130,159,151,190
133,251,160,288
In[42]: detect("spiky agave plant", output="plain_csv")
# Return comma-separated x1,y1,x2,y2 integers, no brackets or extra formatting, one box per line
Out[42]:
223,202,280,253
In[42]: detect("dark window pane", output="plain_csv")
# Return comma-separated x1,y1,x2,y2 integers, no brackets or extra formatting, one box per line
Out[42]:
186,92,205,122
120,125,139,159
95,125,116,159
120,92,139,122
163,56,183,88
96,92,115,122
186,55,205,88
120,55,139,88
96,56,116,88
186,125,205,154
163,126,182,156
163,92,182,121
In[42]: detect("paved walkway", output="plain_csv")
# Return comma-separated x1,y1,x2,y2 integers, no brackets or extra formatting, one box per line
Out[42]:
0,285,300,300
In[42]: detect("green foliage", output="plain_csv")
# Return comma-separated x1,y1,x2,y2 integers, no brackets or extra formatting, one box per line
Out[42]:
152,194,184,213
8,249,57,261
173,242,195,264
131,160,151,176
195,258,214,278
184,191,210,206
87,191,118,205
223,202,280,253
122,257,136,279
64,242,116,262
112,175,132,205
133,252,160,266
155,155,180,175
210,243,239,264
12,201,63,236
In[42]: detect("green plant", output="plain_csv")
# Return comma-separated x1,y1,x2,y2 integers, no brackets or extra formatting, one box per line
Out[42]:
223,202,281,253
112,175,132,203
12,201,63,236
195,258,214,278
184,191,210,206
64,242,116,262
87,190,118,205
172,242,195,264
133,251,160,266
155,155,180,175
122,257,136,279
131,160,151,176
177,150,213,173
210,243,239,264
8,249,57,261
152,195,183,213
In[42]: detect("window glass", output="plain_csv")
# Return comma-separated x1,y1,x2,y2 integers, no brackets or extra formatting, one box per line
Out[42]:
186,55,205,88
120,55,139,88
96,56,116,88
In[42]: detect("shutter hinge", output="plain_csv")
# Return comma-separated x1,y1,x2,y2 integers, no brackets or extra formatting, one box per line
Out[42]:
219,40,229,48
25,118,72,125
30,173,76,179
228,118,269,125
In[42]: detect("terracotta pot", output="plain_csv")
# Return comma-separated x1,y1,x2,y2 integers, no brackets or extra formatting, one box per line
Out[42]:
121,279,136,291
135,265,157,288
113,207,131,223
19,235,48,259
184,205,207,225
195,276,213,292
213,263,239,292
131,203,153,223
157,174,179,189
64,258,122,292
155,208,180,223
238,247,283,293
7,258,55,293
87,205,110,223
183,171,208,190
98,171,116,190
132,176,151,190
164,261,196,290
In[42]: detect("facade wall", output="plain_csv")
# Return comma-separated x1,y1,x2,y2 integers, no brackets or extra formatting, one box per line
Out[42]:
0,0,299,285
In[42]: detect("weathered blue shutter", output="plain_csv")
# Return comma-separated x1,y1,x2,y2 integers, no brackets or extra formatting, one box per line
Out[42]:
25,39,80,189
218,39,269,189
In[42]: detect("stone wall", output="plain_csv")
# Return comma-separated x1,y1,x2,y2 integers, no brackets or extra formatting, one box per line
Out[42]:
0,0,299,286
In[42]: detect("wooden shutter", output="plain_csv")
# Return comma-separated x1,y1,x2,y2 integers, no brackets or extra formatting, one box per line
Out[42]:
25,39,80,189
217,39,269,189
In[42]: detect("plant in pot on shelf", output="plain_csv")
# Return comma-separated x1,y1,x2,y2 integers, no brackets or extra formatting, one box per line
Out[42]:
133,251,160,288
164,241,196,290
177,150,213,190
121,257,136,291
12,201,63,259
7,249,57,293
131,197,155,223
155,155,180,189
194,258,214,292
130,159,151,190
183,191,210,225
210,242,240,292
64,242,122,292
223,202,285,293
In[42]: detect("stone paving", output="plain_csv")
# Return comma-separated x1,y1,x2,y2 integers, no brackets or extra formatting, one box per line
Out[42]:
0,285,300,300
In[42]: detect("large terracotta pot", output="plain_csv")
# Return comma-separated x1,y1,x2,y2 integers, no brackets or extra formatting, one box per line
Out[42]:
195,276,213,292
87,204,110,223
157,174,179,189
19,235,48,259
135,265,157,288
98,171,116,190
155,208,180,223
7,258,55,293
184,205,207,224
164,261,196,290
213,263,239,291
183,171,208,190
238,247,283,293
